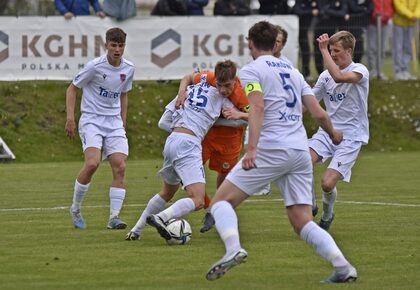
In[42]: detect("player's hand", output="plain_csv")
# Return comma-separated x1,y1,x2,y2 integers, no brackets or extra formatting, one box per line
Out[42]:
96,11,106,18
222,107,241,120
65,119,76,139
242,150,257,170
64,12,74,20
330,129,343,145
175,92,187,109
317,33,329,52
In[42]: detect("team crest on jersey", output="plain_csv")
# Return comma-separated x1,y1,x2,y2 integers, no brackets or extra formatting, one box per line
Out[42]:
103,74,107,80
222,162,230,169
120,74,126,82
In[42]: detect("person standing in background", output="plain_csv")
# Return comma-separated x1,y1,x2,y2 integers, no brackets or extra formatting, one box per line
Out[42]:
258,0,290,14
293,0,319,81
55,0,106,19
392,0,420,80
186,0,209,15
367,0,394,80
346,0,373,63
313,0,349,75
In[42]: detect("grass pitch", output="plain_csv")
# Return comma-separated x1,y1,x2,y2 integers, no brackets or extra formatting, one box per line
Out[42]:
1,151,419,290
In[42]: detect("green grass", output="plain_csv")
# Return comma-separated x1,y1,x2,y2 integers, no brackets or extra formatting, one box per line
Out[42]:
1,152,419,290
1,78,420,163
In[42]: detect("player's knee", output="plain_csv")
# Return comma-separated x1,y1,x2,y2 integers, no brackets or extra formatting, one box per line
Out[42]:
113,162,126,178
84,160,100,174
321,179,335,193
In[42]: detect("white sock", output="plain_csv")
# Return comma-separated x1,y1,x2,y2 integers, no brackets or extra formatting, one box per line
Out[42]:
211,200,241,255
131,193,166,235
71,180,89,212
300,221,349,268
322,187,337,220
109,187,126,219
157,198,195,222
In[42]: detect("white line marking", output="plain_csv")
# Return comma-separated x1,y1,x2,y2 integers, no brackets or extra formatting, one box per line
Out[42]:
0,199,419,212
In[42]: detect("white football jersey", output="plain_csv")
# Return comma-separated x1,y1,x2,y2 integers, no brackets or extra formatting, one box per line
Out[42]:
73,54,135,116
166,83,233,140
313,62,369,144
239,55,313,151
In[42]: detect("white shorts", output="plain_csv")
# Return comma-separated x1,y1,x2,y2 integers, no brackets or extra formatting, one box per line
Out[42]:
227,148,313,207
78,113,128,159
309,131,362,182
158,132,206,187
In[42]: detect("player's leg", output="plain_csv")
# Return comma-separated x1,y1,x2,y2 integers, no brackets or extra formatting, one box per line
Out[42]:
319,141,362,231
280,151,356,283
288,204,357,283
70,147,101,229
105,133,129,229
310,148,323,216
147,182,205,241
201,136,239,233
206,180,249,281
147,135,205,240
200,171,227,233
126,182,179,240
105,152,128,229
318,169,341,231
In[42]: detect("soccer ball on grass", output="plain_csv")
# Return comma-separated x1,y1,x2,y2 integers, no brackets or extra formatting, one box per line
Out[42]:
165,218,192,245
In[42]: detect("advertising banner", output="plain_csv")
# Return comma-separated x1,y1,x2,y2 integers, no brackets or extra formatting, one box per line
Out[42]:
0,16,298,81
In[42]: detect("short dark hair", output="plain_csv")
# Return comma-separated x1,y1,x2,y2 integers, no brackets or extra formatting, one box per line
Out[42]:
106,27,127,43
215,60,237,83
247,21,277,51
275,25,288,46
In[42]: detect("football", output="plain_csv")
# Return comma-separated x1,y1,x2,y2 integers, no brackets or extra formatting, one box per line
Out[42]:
165,218,192,245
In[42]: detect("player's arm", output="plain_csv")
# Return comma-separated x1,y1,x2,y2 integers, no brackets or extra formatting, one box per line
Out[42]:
158,109,173,133
242,83,264,170
175,73,195,109
65,83,78,139
120,92,128,128
158,97,176,133
302,94,343,145
222,107,248,121
317,34,362,83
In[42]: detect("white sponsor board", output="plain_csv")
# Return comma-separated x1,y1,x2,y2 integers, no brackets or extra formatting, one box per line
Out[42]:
0,16,298,81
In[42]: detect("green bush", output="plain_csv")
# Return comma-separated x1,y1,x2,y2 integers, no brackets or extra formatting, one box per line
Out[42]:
0,79,419,163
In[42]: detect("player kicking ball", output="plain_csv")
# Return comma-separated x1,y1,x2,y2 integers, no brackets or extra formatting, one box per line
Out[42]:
125,60,245,241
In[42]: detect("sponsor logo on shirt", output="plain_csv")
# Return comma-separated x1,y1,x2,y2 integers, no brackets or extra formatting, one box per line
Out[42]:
99,86,120,99
278,111,301,122
327,91,346,102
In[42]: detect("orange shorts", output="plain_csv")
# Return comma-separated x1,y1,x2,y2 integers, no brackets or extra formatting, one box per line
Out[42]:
202,126,244,174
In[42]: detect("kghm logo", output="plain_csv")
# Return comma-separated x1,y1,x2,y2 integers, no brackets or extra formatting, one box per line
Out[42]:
0,31,9,63
151,29,181,68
